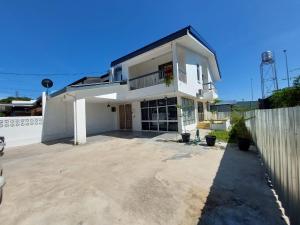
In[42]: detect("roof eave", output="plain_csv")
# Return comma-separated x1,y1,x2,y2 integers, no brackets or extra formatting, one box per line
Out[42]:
110,25,221,79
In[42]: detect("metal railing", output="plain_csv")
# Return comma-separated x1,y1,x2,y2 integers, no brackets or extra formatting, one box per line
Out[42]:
203,82,217,92
129,71,166,90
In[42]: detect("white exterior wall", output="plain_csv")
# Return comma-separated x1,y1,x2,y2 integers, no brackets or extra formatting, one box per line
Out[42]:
177,45,213,97
42,97,74,142
86,102,118,135
0,116,43,148
121,64,129,80
132,101,141,131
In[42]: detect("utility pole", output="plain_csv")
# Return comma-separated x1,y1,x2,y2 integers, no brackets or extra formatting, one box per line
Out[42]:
250,78,253,109
283,50,290,87
250,78,254,101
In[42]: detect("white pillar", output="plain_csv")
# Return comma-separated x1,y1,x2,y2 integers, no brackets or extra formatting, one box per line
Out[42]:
110,67,114,83
194,99,198,124
177,96,183,133
172,42,179,90
42,92,46,117
73,98,86,145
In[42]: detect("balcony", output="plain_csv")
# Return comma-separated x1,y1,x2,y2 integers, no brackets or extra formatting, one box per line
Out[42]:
202,82,218,100
129,62,173,90
129,71,163,90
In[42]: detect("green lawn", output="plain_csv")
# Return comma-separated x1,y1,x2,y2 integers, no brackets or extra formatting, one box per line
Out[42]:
209,130,230,142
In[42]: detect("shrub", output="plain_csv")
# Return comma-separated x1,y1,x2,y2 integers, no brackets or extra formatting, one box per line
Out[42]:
270,87,300,108
230,110,243,125
229,117,251,142
269,75,300,108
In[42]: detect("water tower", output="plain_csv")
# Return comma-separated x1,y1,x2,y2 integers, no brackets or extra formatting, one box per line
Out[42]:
260,51,279,99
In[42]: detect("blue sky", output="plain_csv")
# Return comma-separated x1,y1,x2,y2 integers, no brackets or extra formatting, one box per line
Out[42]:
0,0,299,100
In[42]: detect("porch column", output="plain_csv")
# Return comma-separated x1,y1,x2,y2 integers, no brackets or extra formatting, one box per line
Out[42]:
42,91,46,117
73,98,86,145
177,96,184,133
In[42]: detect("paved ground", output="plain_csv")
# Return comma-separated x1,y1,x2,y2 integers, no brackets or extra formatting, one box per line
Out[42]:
0,131,285,225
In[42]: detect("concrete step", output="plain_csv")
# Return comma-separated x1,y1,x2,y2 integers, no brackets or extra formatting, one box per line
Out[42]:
197,121,211,129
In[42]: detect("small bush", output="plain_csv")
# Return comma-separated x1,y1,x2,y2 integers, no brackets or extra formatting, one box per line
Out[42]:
230,111,243,125
229,117,251,142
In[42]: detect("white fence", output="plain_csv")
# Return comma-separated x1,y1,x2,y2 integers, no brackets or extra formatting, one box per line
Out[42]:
205,111,231,120
245,107,300,225
0,116,43,148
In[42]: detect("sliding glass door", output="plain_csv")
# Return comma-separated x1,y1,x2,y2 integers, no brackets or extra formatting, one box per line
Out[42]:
141,97,178,132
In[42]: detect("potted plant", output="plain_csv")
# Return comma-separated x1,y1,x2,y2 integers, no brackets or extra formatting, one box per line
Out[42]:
176,104,191,143
205,135,216,146
235,119,252,151
163,66,173,86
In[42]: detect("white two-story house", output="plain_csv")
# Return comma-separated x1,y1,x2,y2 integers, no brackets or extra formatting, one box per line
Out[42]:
42,26,221,144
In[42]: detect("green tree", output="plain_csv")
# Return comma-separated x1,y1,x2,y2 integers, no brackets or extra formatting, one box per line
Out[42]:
0,96,32,104
213,98,222,104
293,75,300,87
269,76,300,108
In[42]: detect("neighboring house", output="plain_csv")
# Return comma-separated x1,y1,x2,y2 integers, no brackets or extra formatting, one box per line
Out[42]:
68,73,110,86
210,100,259,112
43,26,221,144
0,99,42,117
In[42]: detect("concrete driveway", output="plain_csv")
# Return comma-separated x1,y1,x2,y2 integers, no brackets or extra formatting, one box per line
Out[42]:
0,131,285,225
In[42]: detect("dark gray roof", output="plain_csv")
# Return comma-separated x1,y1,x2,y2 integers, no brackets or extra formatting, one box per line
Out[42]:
67,73,109,86
110,26,221,77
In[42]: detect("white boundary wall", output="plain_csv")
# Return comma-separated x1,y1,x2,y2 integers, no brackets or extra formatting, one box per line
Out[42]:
245,106,300,225
0,116,43,148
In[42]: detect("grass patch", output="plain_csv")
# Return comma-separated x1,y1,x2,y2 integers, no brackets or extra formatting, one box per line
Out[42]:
209,130,231,142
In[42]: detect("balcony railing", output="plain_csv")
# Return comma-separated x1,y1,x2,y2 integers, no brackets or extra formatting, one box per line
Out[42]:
129,71,166,90
203,82,216,92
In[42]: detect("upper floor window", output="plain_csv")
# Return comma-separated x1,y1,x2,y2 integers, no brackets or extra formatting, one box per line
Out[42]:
197,64,202,82
114,67,122,81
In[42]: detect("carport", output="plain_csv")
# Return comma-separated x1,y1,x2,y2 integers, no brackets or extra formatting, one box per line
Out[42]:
42,82,130,144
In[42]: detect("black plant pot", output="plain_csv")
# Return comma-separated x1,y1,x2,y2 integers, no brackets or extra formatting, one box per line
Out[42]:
205,135,216,146
238,138,251,151
181,133,191,143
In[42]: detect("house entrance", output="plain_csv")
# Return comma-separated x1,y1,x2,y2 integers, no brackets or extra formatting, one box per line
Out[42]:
198,102,204,122
119,104,132,130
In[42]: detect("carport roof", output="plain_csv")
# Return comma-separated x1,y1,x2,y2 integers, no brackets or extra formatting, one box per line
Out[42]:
49,81,127,98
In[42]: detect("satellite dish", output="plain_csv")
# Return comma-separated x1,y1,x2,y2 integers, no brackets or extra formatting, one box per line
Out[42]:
41,78,54,95
41,79,53,88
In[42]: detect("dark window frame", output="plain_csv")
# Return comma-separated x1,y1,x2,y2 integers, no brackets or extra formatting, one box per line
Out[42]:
158,61,173,80
197,64,200,81
140,97,178,132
